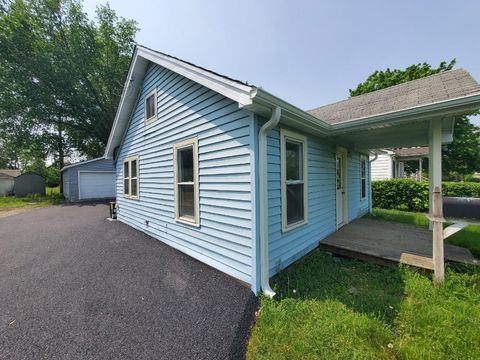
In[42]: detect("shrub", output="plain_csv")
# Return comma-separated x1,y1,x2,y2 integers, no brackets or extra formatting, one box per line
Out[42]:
372,179,480,212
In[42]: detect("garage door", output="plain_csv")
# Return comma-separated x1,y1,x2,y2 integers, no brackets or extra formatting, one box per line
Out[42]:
78,171,116,200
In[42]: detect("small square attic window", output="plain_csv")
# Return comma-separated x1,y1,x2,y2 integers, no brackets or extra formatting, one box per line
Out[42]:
145,89,157,123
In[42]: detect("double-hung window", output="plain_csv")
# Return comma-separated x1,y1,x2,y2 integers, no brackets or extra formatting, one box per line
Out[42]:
281,129,307,231
173,138,199,226
360,156,367,200
144,89,157,124
124,156,139,199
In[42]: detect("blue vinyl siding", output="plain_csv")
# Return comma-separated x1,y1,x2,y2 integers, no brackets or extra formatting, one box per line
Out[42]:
63,159,114,201
116,63,255,286
265,122,370,276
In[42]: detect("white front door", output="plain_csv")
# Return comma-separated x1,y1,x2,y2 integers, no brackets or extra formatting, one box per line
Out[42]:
336,152,345,226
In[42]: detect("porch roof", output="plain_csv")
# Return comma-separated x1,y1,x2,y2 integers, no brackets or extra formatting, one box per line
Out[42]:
307,69,480,125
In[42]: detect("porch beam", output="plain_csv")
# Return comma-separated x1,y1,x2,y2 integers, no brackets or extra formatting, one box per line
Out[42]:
428,120,445,284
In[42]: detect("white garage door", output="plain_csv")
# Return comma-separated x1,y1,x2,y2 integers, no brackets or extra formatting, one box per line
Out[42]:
78,171,116,200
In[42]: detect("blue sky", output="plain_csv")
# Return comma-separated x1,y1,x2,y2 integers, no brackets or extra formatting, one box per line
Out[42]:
83,0,480,123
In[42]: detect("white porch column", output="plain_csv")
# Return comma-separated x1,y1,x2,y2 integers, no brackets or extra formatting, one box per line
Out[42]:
428,120,444,284
418,158,423,181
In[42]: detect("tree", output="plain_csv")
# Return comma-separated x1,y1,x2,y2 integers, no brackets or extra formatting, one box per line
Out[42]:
0,0,138,187
350,60,480,180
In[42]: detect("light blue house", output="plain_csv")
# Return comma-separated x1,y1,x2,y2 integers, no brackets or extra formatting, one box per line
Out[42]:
105,45,480,294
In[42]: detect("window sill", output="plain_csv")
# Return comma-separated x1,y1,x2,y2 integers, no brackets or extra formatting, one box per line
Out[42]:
145,116,157,126
282,219,308,233
123,195,140,200
175,217,200,227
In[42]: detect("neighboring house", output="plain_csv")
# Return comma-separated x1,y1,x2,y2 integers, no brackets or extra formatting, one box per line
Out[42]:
13,172,45,197
371,147,429,180
61,158,115,202
0,169,21,196
104,45,480,294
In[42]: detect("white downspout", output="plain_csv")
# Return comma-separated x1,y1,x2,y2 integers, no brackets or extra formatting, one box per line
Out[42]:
368,152,379,214
259,106,281,298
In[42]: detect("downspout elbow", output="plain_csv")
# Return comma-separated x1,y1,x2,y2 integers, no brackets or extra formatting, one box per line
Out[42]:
258,106,281,298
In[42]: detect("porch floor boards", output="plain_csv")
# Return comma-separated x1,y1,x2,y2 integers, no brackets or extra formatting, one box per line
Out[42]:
319,218,478,270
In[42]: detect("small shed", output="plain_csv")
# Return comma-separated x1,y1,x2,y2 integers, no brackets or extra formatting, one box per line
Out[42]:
61,158,115,202
0,169,21,196
14,172,45,197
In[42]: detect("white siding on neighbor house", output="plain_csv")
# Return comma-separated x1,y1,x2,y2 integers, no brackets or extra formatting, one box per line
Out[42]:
370,153,393,180
116,63,255,286
265,123,370,276
0,178,14,197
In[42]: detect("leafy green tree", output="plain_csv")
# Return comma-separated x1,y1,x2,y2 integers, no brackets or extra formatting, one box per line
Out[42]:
0,0,138,188
350,60,480,180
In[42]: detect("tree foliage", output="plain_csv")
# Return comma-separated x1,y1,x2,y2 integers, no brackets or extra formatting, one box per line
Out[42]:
0,0,138,177
349,60,480,179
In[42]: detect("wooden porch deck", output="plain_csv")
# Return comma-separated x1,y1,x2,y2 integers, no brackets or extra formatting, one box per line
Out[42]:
319,218,478,269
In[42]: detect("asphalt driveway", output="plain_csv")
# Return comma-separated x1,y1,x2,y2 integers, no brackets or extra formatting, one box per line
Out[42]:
0,204,257,360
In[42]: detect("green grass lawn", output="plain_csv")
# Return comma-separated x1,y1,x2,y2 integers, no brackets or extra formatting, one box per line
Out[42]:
0,186,63,211
247,251,480,359
369,208,480,258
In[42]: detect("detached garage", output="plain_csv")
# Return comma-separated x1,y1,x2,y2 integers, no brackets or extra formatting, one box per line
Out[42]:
61,158,115,202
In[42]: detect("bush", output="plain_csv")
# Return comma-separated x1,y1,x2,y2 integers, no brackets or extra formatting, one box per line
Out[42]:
372,179,480,212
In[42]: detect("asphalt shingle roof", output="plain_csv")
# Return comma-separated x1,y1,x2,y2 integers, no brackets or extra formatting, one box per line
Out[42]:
307,69,480,124
0,169,21,178
394,147,429,158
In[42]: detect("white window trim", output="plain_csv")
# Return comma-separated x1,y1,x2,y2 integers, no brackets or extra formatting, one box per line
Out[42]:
144,88,157,125
173,137,200,227
280,128,308,232
360,155,367,200
123,155,139,199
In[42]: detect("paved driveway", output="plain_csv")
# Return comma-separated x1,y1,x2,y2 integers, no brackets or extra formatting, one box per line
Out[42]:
0,204,257,360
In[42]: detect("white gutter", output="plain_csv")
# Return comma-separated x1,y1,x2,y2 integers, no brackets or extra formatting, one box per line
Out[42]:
259,106,281,298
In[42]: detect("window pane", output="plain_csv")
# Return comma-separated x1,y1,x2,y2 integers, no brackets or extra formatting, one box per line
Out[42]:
178,147,193,182
124,179,129,195
124,162,129,179
146,94,155,119
361,179,366,199
131,160,137,178
361,159,366,178
179,184,194,218
131,178,137,197
286,183,304,225
286,141,302,181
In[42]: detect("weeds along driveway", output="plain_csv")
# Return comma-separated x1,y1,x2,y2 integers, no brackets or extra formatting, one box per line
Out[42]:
0,203,257,360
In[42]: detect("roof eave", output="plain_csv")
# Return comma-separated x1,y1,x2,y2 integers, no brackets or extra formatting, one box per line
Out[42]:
104,45,257,159
246,88,332,135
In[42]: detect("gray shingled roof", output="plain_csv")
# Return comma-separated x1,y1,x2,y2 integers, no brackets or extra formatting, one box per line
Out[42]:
307,69,480,124
394,147,429,158
0,169,21,178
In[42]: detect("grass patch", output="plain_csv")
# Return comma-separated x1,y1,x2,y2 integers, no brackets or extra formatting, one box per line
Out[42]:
247,250,480,359
368,208,480,258
0,189,63,211
368,208,430,228
46,185,60,195
447,225,480,258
